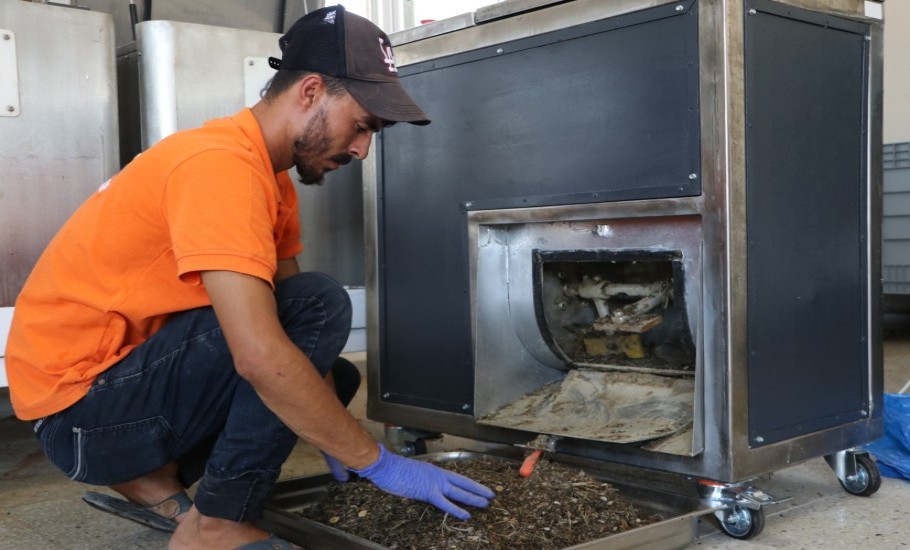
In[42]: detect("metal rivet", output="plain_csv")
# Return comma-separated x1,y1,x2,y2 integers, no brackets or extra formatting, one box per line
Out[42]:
748,8,757,15
248,59,255,66
675,5,684,11
864,35,871,42
2,34,10,40
496,48,503,54
688,173,698,180
382,392,390,399
6,106,14,113
754,436,764,443
462,404,470,411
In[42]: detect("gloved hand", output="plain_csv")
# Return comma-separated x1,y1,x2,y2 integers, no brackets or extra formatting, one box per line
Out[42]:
321,451,350,482
352,444,495,520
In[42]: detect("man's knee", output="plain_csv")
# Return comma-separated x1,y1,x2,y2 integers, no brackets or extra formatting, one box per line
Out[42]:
276,272,352,327
275,273,352,373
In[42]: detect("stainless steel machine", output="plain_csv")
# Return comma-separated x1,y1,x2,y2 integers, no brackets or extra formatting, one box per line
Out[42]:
262,0,885,546
307,0,881,545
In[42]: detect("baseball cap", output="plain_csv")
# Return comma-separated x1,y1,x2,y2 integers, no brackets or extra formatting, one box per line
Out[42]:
269,5,430,125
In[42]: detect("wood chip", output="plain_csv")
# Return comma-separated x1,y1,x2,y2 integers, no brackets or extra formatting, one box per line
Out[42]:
298,458,661,549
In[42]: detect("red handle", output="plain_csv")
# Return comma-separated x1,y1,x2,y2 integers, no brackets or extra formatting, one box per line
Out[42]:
520,449,544,477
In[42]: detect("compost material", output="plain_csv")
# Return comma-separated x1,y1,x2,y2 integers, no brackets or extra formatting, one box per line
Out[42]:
478,370,694,445
300,457,662,549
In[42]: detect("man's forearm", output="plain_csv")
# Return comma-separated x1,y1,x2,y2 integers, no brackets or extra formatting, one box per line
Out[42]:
252,345,379,469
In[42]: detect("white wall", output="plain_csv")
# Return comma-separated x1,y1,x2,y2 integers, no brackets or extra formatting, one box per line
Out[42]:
0,307,13,388
885,1,910,143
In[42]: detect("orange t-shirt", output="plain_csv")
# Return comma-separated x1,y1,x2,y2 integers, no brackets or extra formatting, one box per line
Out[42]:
6,108,303,420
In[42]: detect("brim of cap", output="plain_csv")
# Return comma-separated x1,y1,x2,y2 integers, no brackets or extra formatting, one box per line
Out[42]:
342,79,431,126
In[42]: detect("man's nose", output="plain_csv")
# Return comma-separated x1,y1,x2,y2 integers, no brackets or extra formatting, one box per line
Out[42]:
348,132,373,160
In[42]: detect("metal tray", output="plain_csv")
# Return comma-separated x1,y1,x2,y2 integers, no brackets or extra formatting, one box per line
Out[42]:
258,451,717,550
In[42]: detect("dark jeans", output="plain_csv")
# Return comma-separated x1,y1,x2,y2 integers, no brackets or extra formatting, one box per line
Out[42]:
34,272,356,522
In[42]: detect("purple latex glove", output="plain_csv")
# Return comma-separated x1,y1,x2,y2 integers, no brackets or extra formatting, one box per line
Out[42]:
321,451,350,482
352,444,495,520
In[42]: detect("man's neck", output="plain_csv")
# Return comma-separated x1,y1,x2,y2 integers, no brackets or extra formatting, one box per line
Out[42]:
250,100,293,174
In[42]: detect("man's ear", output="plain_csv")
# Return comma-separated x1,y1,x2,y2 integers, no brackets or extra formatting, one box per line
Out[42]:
297,74,325,109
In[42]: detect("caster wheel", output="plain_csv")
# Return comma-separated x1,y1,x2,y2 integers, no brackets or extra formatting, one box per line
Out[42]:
400,438,428,457
839,454,881,496
718,505,765,540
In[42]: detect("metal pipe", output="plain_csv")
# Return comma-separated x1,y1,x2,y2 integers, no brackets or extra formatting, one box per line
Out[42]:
129,0,138,40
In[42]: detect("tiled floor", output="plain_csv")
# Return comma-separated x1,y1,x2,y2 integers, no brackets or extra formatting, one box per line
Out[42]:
2,334,909,549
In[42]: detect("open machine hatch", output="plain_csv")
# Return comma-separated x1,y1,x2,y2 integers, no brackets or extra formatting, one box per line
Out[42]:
471,214,704,457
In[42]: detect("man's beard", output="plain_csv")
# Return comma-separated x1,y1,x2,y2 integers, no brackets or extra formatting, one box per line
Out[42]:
292,105,352,186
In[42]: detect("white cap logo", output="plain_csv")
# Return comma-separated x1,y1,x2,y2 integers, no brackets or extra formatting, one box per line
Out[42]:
378,37,398,73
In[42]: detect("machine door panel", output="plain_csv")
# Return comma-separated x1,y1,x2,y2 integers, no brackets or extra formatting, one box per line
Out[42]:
744,0,870,446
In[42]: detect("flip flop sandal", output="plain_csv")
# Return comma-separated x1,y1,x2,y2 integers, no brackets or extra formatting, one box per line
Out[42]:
82,490,192,532
235,535,302,549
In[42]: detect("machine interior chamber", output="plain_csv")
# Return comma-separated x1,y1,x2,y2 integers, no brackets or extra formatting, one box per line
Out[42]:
471,211,704,457
533,249,695,374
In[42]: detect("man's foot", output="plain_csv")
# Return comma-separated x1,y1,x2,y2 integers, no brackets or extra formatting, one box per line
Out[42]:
108,462,190,525
168,506,275,550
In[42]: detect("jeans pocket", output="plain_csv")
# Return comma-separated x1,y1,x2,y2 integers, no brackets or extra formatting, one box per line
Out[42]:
36,414,64,468
70,416,178,485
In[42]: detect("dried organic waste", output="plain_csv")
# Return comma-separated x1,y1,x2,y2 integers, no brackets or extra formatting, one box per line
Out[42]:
299,457,662,549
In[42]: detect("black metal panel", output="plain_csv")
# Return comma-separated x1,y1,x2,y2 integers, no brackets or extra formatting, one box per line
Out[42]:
744,0,870,446
378,2,701,412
